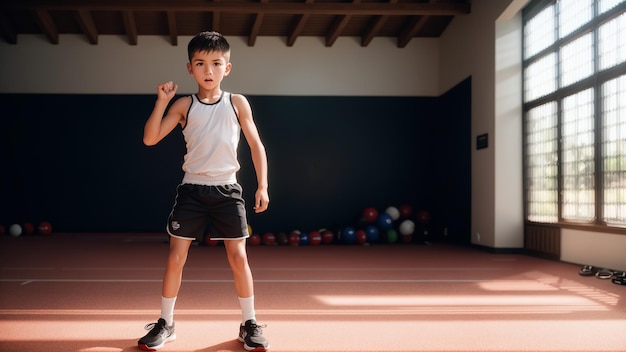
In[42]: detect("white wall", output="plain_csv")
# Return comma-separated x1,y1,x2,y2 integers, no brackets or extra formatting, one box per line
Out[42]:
440,0,626,271
494,8,524,249
562,229,626,271
0,34,439,96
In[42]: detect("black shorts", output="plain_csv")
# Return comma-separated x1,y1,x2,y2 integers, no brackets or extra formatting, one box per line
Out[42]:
167,183,249,241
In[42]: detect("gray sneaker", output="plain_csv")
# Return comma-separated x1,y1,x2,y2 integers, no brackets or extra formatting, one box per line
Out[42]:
138,318,176,351
238,319,269,351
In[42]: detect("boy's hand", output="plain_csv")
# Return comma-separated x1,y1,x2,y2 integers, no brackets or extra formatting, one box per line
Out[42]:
253,188,269,213
157,81,178,101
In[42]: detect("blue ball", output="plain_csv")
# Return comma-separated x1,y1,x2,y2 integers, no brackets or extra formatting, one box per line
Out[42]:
377,213,393,230
299,232,309,246
365,225,380,243
341,226,356,244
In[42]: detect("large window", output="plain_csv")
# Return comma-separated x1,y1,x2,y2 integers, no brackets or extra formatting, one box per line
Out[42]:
523,0,626,228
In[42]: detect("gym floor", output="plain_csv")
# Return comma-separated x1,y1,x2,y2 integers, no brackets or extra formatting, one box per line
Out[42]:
1,233,625,352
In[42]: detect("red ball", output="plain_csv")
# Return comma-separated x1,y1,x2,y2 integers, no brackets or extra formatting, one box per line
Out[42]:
249,233,262,246
401,234,413,244
22,222,35,235
362,207,378,223
399,204,413,219
320,229,334,244
309,230,322,246
356,229,367,244
37,221,52,235
204,234,219,246
288,232,300,246
262,232,276,246
275,232,288,246
417,210,431,224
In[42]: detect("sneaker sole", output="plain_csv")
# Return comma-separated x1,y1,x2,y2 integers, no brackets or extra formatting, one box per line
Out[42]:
138,333,176,351
238,336,269,352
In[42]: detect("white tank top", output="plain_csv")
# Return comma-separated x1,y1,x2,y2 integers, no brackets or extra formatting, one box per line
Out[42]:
181,92,241,186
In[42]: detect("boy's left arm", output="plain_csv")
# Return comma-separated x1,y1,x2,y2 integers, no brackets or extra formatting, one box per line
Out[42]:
233,94,269,213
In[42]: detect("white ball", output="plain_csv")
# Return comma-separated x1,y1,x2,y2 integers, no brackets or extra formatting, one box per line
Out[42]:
399,220,415,236
385,206,400,221
9,224,22,237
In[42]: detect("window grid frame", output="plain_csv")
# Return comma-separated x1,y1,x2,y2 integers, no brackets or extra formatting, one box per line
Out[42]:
522,0,626,231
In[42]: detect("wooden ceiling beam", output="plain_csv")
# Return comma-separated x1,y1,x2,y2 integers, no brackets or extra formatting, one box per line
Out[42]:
4,1,470,16
248,0,269,47
325,14,349,47
33,9,58,44
361,0,397,47
74,9,98,44
325,0,360,47
166,11,177,46
397,15,429,48
211,11,220,32
286,0,314,47
123,10,137,45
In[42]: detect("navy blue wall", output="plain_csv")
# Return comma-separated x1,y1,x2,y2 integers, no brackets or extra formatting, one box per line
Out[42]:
0,78,470,242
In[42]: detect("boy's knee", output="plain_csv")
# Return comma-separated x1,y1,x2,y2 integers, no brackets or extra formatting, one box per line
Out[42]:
167,250,188,268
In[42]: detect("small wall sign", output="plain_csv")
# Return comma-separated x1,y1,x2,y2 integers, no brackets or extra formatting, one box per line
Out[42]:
476,133,488,150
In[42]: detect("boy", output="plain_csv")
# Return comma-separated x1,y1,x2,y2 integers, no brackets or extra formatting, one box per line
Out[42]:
138,31,270,352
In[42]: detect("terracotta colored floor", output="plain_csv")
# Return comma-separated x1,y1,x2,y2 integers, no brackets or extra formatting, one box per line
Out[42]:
0,233,625,352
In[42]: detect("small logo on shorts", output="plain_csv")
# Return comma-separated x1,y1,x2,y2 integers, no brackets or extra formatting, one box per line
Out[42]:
171,221,181,231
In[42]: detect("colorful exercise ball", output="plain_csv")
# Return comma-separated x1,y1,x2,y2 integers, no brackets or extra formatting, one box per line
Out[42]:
248,233,261,246
377,213,394,230
299,232,310,246
399,219,415,236
386,229,398,243
356,229,367,244
275,232,288,246
37,221,52,235
417,210,431,224
341,226,356,244
385,206,400,221
309,230,322,246
8,224,22,237
365,225,380,243
362,207,378,224
262,232,276,246
205,237,219,246
288,231,300,246
399,204,413,219
22,222,34,235
320,229,334,244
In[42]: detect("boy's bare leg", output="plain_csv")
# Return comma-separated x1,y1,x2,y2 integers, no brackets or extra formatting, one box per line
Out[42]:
138,236,191,350
224,239,254,298
162,236,193,298
224,238,269,351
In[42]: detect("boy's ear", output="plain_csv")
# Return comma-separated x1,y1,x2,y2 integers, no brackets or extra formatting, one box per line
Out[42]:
224,62,232,76
186,62,193,75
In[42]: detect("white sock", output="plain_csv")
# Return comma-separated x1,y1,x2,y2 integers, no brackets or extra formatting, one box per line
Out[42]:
160,296,177,326
238,296,256,324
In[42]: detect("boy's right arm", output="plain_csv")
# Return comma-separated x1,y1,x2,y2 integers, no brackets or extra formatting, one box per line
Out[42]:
143,81,185,146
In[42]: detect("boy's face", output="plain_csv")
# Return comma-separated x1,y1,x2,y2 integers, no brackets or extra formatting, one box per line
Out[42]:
186,50,231,90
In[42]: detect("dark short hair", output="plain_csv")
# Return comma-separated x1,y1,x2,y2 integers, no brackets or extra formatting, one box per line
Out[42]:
187,31,231,62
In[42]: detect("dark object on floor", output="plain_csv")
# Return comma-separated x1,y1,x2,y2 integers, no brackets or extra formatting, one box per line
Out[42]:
579,265,597,276
611,272,626,285
595,268,615,279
